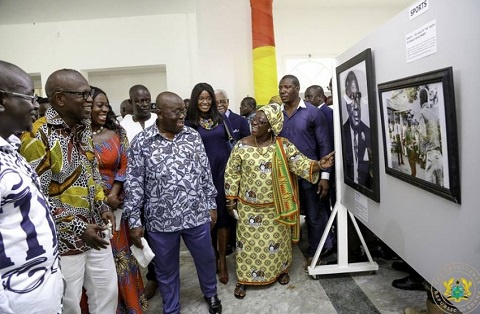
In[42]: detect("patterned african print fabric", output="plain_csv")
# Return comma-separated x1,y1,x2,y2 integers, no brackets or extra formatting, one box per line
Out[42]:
224,138,318,285
94,127,147,313
19,107,109,255
271,137,300,243
124,125,216,232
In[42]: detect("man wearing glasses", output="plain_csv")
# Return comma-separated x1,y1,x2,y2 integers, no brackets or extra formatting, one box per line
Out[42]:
215,89,250,141
342,71,372,188
19,69,118,313
0,60,64,314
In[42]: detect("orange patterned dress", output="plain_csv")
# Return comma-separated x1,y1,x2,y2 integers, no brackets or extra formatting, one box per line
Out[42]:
81,127,147,313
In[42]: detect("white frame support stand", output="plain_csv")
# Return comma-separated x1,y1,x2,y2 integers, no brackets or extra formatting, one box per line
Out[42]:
307,202,378,276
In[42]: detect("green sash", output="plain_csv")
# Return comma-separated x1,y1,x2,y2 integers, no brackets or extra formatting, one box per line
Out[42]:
271,137,300,243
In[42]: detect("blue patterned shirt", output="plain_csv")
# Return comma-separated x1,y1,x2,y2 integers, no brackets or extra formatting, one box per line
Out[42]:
124,124,217,232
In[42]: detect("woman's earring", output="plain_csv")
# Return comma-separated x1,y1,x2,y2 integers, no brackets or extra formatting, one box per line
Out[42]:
268,128,272,132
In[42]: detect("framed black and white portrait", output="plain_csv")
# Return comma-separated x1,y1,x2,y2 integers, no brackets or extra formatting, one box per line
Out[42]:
336,48,380,202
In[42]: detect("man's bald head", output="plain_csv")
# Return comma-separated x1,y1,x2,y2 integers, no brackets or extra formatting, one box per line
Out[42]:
129,84,149,99
155,91,186,135
0,60,36,139
0,60,32,92
45,69,88,102
156,91,183,110
119,98,133,118
44,69,92,127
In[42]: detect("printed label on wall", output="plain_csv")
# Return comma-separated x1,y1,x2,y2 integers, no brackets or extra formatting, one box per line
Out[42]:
406,20,437,63
409,0,429,20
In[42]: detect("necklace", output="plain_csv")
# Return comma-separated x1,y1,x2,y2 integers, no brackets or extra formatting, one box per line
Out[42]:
254,134,275,147
92,126,104,135
199,117,215,130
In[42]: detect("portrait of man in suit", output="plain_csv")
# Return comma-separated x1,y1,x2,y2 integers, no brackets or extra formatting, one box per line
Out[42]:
342,70,373,189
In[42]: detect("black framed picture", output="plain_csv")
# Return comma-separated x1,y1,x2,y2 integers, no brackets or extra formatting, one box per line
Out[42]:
378,67,460,204
336,48,380,202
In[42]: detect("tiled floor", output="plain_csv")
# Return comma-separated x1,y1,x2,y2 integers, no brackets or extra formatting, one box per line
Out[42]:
143,222,427,314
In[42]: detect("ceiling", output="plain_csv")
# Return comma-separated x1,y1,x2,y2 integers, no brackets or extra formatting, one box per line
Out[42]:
0,0,415,25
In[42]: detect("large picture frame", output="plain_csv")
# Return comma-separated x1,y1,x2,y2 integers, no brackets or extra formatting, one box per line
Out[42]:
377,67,460,204
336,48,380,202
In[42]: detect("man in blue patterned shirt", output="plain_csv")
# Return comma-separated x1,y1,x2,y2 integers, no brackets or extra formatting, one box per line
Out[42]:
124,91,222,314
0,60,64,313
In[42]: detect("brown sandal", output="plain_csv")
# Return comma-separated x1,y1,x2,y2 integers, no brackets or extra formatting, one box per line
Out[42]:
234,283,246,299
277,273,290,285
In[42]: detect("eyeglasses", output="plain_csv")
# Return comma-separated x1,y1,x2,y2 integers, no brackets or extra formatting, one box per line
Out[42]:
198,97,212,103
171,109,187,117
0,89,38,104
57,89,95,100
348,92,362,101
217,99,228,105
251,117,268,126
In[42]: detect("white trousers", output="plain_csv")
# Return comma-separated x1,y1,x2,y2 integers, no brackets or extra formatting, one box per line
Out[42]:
61,246,118,314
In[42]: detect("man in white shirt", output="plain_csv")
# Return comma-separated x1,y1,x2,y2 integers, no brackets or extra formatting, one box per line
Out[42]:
120,84,157,142
119,84,158,299
0,60,64,314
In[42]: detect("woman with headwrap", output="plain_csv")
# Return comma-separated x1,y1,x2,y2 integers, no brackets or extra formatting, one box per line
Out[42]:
224,103,335,299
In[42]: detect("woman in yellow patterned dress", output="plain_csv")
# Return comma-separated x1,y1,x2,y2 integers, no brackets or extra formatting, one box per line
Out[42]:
224,104,334,299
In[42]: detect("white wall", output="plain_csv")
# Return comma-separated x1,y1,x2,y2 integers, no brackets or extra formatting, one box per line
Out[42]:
0,13,192,112
273,7,407,77
336,0,480,287
0,1,407,113
88,67,167,113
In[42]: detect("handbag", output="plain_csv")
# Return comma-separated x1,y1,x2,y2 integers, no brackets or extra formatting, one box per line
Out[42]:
223,120,236,151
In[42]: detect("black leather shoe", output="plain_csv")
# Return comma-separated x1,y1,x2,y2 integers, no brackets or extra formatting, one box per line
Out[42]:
204,294,222,314
392,261,414,273
392,276,424,291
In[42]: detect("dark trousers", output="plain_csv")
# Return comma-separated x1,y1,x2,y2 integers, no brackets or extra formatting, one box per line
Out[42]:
143,231,157,282
299,178,334,257
148,223,217,314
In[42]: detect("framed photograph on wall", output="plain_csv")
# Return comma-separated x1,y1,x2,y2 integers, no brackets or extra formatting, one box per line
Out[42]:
336,48,380,202
377,67,460,204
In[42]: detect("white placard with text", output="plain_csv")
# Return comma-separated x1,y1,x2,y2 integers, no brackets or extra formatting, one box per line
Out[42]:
406,20,437,63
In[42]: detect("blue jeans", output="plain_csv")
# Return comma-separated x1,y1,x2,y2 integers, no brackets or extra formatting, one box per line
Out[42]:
299,178,334,257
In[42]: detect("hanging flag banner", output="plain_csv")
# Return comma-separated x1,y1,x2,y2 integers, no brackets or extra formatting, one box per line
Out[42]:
251,0,278,105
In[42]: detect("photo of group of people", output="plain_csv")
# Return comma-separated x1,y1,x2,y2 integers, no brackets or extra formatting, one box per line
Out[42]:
377,66,460,204
381,82,448,188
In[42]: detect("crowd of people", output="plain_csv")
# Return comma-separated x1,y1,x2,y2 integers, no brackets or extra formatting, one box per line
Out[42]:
0,60,339,314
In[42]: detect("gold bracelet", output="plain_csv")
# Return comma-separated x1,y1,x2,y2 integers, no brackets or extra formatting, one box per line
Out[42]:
317,160,325,171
